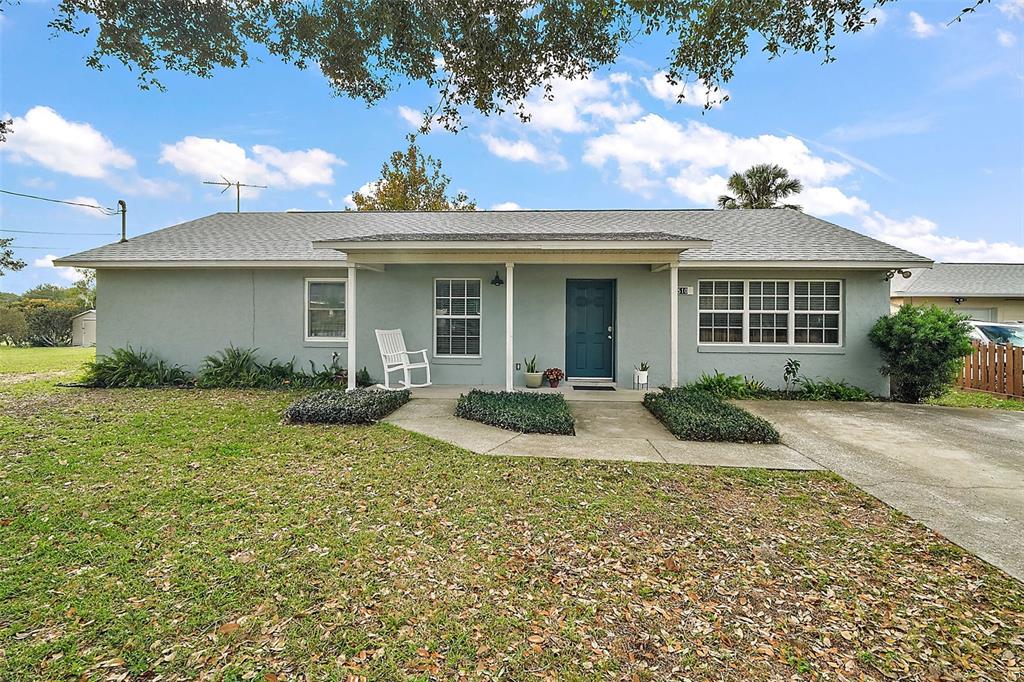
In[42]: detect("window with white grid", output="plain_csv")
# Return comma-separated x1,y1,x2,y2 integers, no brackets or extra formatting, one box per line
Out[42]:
697,280,744,343
748,281,790,344
434,278,482,357
305,278,346,341
793,281,841,345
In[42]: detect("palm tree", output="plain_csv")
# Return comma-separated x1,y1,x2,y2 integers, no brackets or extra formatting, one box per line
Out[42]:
717,163,803,210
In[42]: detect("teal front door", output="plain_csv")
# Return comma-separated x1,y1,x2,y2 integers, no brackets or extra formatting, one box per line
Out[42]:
565,279,615,379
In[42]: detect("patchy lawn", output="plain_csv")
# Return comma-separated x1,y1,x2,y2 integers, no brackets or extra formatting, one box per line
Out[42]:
1,381,1022,681
928,387,1024,412
0,346,94,376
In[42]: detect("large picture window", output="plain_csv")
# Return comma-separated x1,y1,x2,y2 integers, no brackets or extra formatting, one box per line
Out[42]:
698,279,842,347
305,278,346,341
434,278,482,357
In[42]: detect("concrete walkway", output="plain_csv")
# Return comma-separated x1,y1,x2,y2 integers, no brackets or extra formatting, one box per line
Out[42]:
740,400,1024,582
384,398,823,470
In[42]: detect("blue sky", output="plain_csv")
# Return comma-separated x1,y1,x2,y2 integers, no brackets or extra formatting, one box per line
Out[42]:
1,0,1022,294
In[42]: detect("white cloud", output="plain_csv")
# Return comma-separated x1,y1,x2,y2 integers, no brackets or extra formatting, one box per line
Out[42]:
64,196,110,219
584,114,851,197
480,134,567,169
997,29,1018,47
160,137,342,193
490,201,524,211
397,105,424,129
642,71,729,108
33,255,85,283
999,0,1024,20
2,106,135,179
799,186,871,216
523,74,639,133
908,11,940,38
861,212,1024,262
343,181,379,209
864,7,887,29
828,113,935,142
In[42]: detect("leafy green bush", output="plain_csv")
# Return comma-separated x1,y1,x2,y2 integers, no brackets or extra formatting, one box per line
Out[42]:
283,388,410,424
644,387,780,444
355,366,375,388
689,371,770,399
24,302,80,346
869,305,974,403
82,347,191,388
796,377,872,401
0,307,29,346
455,389,575,435
196,346,348,389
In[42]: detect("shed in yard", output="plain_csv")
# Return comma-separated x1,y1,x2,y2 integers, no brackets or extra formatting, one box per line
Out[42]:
71,309,96,347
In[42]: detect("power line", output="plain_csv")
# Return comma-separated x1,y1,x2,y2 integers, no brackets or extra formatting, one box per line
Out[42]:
0,189,121,215
1,228,119,236
6,245,77,250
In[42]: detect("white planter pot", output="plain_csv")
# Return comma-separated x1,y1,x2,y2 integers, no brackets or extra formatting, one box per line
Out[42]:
634,370,649,385
525,372,544,388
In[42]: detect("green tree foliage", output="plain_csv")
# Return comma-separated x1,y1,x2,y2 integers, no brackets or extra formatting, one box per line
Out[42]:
350,135,475,211
42,0,890,131
1,237,26,277
24,302,79,347
0,307,29,346
717,163,803,210
869,305,975,404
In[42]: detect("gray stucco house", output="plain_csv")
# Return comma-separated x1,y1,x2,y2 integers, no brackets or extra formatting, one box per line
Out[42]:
55,209,931,394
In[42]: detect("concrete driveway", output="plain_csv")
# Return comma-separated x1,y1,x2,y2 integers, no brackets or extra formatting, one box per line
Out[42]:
741,400,1024,582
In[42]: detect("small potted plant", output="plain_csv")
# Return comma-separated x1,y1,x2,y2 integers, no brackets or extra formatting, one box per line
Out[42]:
524,355,544,388
634,361,650,387
544,367,565,388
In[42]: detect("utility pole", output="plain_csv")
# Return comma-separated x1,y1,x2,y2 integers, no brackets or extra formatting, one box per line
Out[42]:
202,176,268,212
118,200,127,242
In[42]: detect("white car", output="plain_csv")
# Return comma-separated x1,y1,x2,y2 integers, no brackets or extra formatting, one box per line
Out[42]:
967,321,1024,346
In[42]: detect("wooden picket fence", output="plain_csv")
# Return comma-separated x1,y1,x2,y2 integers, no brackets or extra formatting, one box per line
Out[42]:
958,340,1024,398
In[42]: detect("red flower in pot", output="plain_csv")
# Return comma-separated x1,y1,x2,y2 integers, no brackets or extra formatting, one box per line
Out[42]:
544,367,565,388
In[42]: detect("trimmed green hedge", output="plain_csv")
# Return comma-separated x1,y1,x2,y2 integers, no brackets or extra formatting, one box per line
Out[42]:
644,387,780,444
455,389,575,435
283,388,410,424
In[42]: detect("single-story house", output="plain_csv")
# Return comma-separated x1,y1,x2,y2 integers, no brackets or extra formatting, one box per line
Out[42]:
70,308,96,347
55,209,930,394
890,263,1024,322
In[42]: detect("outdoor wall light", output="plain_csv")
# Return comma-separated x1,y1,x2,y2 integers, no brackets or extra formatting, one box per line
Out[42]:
884,268,914,281
491,271,504,286
953,297,966,305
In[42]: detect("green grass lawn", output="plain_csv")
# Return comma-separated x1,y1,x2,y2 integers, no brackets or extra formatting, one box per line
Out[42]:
1,375,1022,680
928,387,1024,411
0,346,95,375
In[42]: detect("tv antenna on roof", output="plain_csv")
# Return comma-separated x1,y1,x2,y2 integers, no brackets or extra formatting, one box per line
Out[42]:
202,176,268,213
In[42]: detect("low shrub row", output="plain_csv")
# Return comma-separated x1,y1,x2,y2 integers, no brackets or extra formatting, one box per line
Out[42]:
688,370,874,402
455,389,575,435
283,388,411,424
80,346,376,389
644,387,781,444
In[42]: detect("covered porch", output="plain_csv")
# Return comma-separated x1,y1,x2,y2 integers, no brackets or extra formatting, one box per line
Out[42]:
313,233,712,392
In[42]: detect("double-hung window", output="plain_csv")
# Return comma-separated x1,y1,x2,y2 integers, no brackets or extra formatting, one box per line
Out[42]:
697,281,744,343
793,281,841,345
698,279,842,347
434,278,481,357
305,278,346,341
748,281,790,344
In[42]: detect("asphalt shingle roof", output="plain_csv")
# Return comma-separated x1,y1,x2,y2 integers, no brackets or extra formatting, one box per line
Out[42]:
55,209,931,265
891,263,1024,297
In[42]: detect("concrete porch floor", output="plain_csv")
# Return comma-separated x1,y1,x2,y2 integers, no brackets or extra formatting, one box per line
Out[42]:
409,382,648,402
385,396,822,470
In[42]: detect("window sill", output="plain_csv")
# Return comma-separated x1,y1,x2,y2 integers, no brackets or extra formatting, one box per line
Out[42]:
432,356,483,366
698,345,845,355
303,339,348,348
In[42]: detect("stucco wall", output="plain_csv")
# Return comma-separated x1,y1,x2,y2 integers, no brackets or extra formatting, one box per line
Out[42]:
890,296,1024,323
96,265,892,394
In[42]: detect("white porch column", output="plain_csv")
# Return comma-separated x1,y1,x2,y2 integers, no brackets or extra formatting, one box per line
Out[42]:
346,265,357,391
505,262,514,391
669,264,679,388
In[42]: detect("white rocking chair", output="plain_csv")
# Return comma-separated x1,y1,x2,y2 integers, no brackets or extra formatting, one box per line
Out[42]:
375,328,432,390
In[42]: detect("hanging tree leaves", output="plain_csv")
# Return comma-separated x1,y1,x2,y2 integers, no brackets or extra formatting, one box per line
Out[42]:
33,0,910,131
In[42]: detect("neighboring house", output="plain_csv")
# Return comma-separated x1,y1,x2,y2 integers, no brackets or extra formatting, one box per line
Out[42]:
70,309,96,347
890,263,1024,322
54,209,930,394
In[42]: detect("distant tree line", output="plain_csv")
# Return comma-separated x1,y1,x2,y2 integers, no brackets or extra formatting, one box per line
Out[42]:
0,275,95,347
